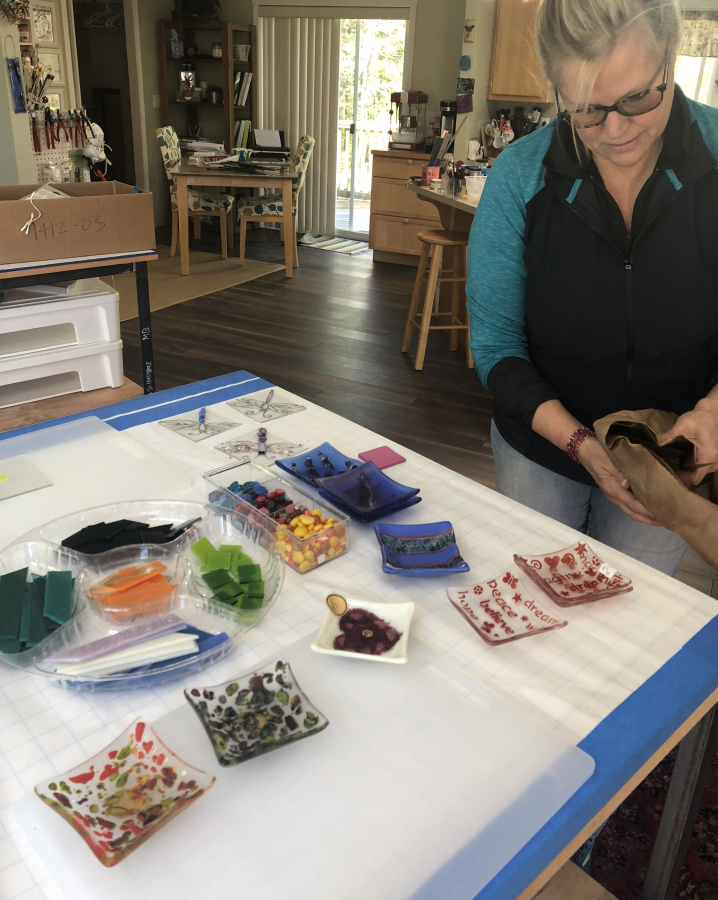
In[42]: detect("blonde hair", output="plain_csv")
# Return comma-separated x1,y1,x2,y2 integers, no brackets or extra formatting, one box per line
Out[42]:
536,0,682,112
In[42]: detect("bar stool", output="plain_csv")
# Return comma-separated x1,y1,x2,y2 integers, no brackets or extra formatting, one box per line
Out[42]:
401,229,474,371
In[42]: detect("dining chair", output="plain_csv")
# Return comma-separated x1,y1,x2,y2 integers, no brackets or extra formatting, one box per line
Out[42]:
235,134,315,268
156,125,235,259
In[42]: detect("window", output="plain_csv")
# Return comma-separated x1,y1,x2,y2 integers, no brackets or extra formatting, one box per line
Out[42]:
675,53,718,106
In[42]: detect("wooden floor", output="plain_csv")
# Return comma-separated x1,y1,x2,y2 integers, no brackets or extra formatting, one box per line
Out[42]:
120,229,713,594
121,230,496,487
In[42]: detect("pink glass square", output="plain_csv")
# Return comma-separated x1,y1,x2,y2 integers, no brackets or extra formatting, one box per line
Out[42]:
513,541,633,607
447,571,567,645
34,719,215,867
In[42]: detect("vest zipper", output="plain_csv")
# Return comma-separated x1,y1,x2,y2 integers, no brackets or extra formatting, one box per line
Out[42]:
560,175,687,413
624,259,634,407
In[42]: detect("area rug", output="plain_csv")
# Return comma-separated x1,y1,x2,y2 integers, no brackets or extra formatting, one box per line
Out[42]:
107,245,284,321
591,746,718,899
300,234,369,255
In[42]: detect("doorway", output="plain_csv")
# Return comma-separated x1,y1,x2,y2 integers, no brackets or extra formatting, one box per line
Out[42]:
336,18,406,238
73,0,135,183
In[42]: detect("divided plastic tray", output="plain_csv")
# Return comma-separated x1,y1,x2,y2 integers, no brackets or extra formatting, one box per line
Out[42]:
0,500,284,691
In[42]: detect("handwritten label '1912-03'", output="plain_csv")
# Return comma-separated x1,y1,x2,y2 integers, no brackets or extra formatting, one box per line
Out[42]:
31,216,106,239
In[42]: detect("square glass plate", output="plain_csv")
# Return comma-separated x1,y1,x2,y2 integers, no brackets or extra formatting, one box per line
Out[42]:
513,541,633,607
447,570,567,645
316,461,420,515
374,521,470,577
276,442,361,486
185,658,329,767
317,489,422,523
34,719,215,867
312,597,414,663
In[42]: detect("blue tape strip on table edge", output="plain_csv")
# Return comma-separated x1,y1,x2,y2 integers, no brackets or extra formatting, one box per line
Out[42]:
4,368,717,899
472,614,718,900
0,371,274,441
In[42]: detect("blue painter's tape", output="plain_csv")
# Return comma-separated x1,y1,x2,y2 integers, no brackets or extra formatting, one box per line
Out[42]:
0,371,274,441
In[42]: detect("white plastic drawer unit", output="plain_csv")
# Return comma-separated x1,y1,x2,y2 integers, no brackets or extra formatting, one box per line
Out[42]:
0,339,124,409
0,279,120,358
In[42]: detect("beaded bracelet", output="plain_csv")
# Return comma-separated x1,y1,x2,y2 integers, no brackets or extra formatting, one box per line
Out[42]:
567,427,596,463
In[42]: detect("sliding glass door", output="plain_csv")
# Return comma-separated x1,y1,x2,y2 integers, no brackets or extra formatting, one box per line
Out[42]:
336,19,406,238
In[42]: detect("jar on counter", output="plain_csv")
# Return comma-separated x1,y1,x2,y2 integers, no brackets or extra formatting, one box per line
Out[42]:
179,63,196,91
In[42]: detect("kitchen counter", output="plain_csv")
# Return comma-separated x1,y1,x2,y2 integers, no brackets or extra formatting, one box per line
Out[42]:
406,180,477,233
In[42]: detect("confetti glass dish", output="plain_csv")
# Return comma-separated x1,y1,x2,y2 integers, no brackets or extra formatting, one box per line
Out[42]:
317,461,420,518
447,571,568,646
34,719,215,867
312,597,414,663
276,442,362,486
374,521,470,577
185,658,329,767
513,541,633,607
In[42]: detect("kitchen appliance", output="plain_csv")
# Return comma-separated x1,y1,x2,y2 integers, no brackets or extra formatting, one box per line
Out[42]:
440,99,457,137
389,90,428,151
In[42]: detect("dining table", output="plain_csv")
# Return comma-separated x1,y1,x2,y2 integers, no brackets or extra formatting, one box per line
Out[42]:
170,158,297,278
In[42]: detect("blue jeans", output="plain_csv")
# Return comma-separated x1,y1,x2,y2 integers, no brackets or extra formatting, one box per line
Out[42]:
491,421,687,576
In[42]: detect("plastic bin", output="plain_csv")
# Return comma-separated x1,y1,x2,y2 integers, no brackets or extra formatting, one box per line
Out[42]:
0,338,123,409
0,280,119,358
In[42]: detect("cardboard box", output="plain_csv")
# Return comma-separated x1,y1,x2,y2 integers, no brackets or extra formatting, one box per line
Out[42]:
0,182,156,265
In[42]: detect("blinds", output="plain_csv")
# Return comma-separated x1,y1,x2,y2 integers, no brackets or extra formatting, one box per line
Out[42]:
258,17,341,235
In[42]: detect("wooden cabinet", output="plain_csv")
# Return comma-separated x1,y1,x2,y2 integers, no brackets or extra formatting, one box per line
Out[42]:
487,0,552,103
369,150,439,264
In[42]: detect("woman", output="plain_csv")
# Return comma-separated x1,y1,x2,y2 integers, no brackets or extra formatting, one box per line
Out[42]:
467,0,718,575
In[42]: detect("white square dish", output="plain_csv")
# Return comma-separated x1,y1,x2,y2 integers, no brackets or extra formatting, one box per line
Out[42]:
311,597,414,664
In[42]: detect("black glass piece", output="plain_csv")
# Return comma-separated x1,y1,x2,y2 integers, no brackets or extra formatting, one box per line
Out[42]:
304,457,321,480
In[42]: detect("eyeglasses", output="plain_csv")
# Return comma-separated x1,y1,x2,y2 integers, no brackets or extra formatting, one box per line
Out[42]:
556,56,669,129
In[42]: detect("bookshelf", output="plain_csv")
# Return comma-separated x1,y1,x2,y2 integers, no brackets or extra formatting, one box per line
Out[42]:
157,20,257,152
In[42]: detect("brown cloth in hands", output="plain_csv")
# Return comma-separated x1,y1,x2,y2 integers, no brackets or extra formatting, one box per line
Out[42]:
594,409,718,570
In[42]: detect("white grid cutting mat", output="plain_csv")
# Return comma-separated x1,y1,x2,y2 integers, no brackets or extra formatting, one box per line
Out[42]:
0,384,715,900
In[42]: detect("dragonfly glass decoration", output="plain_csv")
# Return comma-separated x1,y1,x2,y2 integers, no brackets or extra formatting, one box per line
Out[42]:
227,389,307,422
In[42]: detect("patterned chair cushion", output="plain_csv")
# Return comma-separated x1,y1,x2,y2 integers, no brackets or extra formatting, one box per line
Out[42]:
155,126,234,214
236,135,315,219
236,193,295,217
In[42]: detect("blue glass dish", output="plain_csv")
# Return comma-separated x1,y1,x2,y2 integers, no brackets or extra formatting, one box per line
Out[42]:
317,490,422,523
275,442,362,486
374,521,470,577
316,461,420,515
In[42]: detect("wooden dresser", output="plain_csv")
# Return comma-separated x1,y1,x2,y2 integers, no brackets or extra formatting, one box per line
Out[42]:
369,149,440,265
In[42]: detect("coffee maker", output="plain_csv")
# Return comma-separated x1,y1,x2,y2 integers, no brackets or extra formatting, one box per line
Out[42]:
440,99,457,137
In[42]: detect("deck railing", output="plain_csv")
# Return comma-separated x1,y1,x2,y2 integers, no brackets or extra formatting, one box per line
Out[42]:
336,121,390,197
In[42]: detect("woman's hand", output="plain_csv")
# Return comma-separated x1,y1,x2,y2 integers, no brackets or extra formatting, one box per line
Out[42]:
659,395,718,487
577,438,660,526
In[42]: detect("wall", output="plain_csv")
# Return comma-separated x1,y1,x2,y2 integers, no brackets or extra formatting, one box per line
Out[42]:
0,20,41,185
453,0,496,160
410,0,466,112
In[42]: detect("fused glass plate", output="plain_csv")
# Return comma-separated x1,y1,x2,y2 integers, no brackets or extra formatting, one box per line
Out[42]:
185,658,329,767
447,571,567,645
317,460,420,516
374,521,470,577
276,442,362,486
34,719,215,867
317,489,422,523
514,541,633,607
312,597,414,663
